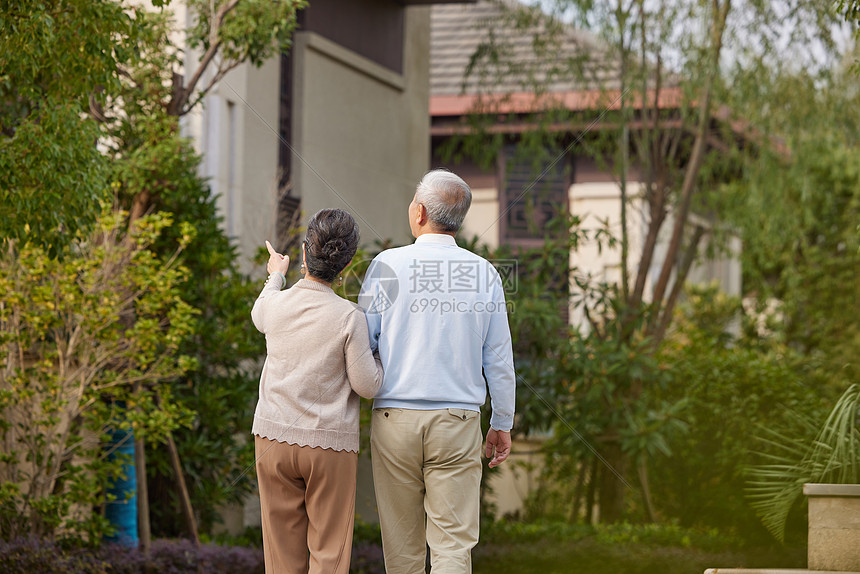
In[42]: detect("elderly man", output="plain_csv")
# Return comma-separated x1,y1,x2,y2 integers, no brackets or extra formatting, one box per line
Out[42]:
358,169,516,573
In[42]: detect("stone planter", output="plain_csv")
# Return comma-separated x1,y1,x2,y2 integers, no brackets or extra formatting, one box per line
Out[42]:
804,483,860,571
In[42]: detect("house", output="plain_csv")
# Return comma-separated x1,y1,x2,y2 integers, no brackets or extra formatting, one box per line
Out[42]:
429,0,744,518
179,0,448,270
430,0,741,300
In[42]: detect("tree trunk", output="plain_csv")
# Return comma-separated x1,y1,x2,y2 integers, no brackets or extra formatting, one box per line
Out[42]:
166,433,200,545
585,456,599,524
569,459,588,522
128,190,151,228
648,0,730,337
597,441,628,523
617,0,631,302
638,458,657,523
135,434,151,555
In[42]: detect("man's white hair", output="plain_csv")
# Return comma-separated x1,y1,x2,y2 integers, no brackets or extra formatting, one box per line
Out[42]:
414,169,472,232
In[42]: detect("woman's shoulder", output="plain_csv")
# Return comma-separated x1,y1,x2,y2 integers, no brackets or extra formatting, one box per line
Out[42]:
338,298,365,317
333,298,367,327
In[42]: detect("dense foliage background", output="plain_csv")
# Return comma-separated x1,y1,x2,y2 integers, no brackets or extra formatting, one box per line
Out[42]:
1,0,860,571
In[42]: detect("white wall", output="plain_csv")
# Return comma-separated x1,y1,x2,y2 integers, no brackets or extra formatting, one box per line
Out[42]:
569,182,647,280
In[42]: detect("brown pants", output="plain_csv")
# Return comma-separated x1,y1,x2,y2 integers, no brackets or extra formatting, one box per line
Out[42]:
255,436,357,574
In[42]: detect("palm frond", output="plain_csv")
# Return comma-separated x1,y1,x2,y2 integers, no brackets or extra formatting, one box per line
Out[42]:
746,384,860,542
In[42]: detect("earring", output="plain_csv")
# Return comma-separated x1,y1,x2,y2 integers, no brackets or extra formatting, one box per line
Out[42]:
337,276,343,286
300,263,305,273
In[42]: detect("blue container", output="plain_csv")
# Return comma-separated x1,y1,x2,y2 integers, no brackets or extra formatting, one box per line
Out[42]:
104,428,138,547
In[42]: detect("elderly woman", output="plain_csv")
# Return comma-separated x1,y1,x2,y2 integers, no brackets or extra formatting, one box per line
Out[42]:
251,208,383,574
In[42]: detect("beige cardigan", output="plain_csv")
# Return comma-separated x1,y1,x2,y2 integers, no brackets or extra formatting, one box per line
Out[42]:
251,276,383,452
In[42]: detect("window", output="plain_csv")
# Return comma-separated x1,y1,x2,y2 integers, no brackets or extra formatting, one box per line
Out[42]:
500,145,570,246
226,100,237,238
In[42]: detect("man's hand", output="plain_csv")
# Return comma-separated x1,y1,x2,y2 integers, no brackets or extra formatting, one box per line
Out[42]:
484,428,511,468
266,240,290,276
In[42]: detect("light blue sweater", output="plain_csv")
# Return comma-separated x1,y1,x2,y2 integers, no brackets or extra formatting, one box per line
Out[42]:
358,234,516,431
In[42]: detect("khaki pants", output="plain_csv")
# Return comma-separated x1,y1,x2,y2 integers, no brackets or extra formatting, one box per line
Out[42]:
370,408,482,574
255,436,357,574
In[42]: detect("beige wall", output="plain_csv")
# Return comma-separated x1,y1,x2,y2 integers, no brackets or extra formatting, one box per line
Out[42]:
184,8,436,273
292,7,432,249
456,178,743,327
201,58,281,273
459,188,501,249
568,181,741,330
483,438,546,519
156,0,433,265
568,182,648,327
688,233,743,297
176,7,281,273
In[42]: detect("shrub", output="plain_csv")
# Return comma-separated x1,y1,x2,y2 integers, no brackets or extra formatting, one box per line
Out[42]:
0,209,197,541
0,537,106,574
350,542,385,574
649,284,824,544
352,517,383,546
0,537,264,574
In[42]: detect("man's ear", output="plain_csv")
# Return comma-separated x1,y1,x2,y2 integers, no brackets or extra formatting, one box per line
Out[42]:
416,203,427,226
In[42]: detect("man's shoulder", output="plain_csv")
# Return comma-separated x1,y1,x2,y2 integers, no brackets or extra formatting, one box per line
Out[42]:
372,243,499,275
454,246,493,263
449,247,500,274
371,244,412,263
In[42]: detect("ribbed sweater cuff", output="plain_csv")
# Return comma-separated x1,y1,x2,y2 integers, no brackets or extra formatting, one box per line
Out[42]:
489,413,514,432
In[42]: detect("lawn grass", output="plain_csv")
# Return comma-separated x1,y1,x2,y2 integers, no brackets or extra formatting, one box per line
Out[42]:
472,521,806,574
349,518,807,574
474,538,805,574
